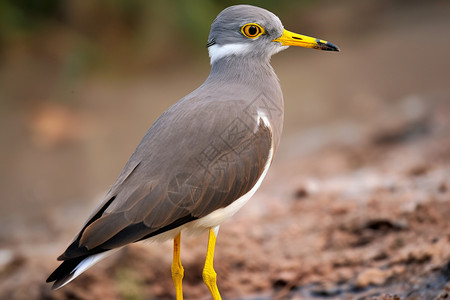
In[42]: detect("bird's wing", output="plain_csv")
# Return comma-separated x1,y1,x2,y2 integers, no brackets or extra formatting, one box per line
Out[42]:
58,97,273,260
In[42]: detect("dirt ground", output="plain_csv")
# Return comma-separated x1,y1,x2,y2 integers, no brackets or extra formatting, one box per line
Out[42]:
1,1,449,300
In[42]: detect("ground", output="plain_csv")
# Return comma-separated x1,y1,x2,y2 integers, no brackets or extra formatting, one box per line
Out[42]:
1,90,449,300
0,1,449,300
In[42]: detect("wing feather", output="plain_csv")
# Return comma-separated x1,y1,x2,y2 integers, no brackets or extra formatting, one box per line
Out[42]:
57,97,273,260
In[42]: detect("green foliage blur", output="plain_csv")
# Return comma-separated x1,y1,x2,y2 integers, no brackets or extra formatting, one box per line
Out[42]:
0,0,311,72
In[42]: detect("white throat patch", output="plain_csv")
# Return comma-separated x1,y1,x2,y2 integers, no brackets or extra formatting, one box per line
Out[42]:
208,42,288,65
208,43,252,65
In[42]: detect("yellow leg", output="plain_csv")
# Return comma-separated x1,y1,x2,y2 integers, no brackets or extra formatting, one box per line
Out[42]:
203,226,222,300
172,232,184,300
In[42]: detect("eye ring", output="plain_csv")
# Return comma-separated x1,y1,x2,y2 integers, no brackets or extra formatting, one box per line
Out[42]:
241,23,264,39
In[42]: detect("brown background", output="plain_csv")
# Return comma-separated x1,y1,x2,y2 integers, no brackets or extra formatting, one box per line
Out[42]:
0,0,449,299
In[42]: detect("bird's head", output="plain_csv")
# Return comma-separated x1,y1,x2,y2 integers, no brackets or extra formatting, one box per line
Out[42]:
207,5,339,65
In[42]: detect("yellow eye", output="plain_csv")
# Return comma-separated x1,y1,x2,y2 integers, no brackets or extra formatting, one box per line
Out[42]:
241,23,264,39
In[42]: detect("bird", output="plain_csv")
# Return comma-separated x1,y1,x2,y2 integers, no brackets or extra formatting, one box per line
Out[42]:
47,4,339,300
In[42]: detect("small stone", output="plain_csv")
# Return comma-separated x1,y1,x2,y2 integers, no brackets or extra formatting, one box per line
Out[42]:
0,249,24,273
0,249,14,272
355,268,390,288
438,182,447,193
294,187,309,199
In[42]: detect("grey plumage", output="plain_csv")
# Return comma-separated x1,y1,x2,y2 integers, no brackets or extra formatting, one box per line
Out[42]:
47,4,284,289
47,4,338,292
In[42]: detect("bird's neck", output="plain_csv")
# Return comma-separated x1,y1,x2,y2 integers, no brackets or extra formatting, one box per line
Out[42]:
208,56,279,87
204,55,284,149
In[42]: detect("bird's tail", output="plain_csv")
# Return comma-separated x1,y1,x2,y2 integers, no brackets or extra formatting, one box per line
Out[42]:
46,251,113,289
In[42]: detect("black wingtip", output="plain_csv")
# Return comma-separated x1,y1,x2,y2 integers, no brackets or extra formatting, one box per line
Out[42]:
46,256,85,288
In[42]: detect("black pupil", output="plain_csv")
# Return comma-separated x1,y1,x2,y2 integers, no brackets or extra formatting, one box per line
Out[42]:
248,26,258,35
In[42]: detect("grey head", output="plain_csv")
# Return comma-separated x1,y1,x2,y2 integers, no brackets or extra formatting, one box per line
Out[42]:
207,5,286,64
207,5,339,65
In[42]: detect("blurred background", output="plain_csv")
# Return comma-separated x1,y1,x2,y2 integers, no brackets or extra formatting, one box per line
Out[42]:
1,0,449,299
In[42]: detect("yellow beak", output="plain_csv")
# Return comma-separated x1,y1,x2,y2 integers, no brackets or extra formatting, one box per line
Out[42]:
273,29,339,52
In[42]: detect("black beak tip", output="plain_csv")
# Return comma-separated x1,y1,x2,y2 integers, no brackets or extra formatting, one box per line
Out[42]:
324,42,340,52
